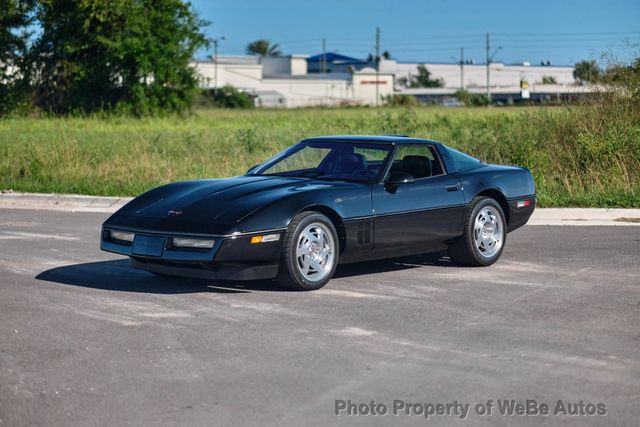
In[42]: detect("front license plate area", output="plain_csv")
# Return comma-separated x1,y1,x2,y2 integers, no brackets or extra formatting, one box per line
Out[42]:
132,235,165,257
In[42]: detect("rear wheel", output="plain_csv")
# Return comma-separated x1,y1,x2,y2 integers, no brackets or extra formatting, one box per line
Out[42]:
448,197,506,266
276,212,339,290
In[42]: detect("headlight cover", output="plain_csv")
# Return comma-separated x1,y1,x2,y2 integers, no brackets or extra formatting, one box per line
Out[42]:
172,237,215,249
110,230,134,242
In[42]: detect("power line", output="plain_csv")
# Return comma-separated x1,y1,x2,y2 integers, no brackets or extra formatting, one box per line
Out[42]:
375,27,380,107
493,30,640,36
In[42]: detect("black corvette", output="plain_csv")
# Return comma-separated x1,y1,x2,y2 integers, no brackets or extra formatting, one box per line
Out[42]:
101,135,536,290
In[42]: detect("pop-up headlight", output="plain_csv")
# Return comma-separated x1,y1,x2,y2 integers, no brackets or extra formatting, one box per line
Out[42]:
110,230,134,242
172,238,215,249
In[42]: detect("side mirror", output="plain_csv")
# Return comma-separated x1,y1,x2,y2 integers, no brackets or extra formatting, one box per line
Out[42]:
386,171,415,186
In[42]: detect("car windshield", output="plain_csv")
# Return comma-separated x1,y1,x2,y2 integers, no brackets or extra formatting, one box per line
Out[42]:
251,140,394,183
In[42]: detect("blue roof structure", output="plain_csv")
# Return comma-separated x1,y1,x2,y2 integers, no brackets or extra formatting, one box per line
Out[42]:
306,52,365,64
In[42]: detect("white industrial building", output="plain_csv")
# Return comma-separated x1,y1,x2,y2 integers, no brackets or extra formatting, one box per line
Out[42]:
191,52,582,107
192,55,394,108
380,59,575,88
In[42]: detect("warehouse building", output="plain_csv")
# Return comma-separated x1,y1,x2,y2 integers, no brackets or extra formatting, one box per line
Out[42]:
191,52,580,107
192,55,393,107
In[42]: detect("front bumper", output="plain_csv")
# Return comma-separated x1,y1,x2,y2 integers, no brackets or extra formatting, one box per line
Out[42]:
100,226,284,280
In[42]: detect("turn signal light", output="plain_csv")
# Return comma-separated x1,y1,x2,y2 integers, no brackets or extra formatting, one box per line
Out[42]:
250,234,280,244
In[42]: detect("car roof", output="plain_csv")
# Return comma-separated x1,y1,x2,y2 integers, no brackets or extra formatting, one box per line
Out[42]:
301,135,441,146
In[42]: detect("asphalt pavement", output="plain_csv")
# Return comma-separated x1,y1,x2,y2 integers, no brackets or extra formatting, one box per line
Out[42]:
0,208,638,426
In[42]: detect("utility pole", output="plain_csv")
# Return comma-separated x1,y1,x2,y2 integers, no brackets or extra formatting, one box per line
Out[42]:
485,33,490,102
212,36,225,96
485,33,502,105
460,47,465,90
321,38,326,74
375,26,380,107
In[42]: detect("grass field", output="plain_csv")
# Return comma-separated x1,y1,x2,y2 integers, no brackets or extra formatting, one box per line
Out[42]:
0,105,639,207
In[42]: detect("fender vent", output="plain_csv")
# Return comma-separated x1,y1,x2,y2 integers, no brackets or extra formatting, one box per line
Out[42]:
356,221,372,245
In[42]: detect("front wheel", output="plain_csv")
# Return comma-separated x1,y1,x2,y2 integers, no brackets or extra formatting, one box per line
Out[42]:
276,212,339,290
448,197,507,266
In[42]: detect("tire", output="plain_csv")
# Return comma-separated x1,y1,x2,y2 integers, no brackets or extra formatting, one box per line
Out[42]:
448,197,507,266
276,211,339,290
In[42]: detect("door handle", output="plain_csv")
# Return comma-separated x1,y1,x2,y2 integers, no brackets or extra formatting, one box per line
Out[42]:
446,184,460,192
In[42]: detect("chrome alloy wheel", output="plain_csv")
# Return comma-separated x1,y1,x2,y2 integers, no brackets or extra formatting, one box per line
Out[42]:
296,222,335,282
473,206,504,258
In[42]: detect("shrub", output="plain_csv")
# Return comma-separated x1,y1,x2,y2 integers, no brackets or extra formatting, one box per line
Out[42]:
198,85,255,109
383,94,418,107
454,89,490,106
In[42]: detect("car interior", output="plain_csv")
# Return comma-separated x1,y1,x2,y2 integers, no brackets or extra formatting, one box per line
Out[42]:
317,145,444,180
389,148,443,179
261,143,444,182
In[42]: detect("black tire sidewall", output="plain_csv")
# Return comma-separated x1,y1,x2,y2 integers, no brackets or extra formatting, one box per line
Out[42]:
281,212,339,290
466,198,507,266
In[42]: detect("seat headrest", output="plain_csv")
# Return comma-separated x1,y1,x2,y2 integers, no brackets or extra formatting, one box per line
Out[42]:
402,155,431,179
338,153,367,174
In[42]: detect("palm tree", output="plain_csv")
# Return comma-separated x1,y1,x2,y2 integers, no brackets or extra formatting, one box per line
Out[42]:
245,39,282,57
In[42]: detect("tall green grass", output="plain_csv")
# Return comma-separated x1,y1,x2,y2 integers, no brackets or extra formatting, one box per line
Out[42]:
0,104,638,207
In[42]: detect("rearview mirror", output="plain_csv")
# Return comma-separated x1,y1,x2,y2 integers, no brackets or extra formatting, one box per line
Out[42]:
386,171,415,186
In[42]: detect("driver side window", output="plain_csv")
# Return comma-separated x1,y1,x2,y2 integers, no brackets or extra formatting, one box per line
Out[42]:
389,145,443,179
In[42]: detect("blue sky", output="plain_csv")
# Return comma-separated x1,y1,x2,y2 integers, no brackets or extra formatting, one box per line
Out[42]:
190,0,639,66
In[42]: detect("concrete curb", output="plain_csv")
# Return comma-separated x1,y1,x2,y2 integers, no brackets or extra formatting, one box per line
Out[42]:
1,191,639,226
0,192,132,213
529,208,640,226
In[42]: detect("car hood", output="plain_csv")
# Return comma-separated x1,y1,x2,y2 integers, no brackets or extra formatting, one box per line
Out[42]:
110,175,350,226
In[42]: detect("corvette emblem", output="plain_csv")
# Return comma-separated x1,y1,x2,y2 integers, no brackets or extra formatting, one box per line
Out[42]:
167,210,183,216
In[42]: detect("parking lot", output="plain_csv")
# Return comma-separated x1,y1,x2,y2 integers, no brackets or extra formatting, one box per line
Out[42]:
1,208,639,426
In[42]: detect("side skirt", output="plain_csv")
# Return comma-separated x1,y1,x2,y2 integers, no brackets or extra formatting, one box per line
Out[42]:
339,242,449,264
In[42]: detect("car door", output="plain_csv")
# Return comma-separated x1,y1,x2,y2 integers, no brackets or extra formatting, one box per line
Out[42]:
372,144,465,250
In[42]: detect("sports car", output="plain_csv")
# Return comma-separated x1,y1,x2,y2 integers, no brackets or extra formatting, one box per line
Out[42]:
101,135,536,290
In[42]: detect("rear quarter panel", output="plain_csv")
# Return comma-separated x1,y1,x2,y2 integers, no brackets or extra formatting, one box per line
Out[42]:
457,165,536,203
457,164,536,232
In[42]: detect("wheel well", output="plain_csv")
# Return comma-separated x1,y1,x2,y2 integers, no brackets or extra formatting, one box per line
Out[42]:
300,205,346,253
476,189,510,224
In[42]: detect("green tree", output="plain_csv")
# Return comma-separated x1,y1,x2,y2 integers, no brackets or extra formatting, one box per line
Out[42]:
573,60,601,83
541,76,557,84
0,0,32,115
399,65,444,88
28,0,209,115
245,39,281,57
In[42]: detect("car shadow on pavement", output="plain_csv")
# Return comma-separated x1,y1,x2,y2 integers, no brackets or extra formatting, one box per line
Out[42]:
35,251,455,294
35,259,277,294
334,251,455,278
